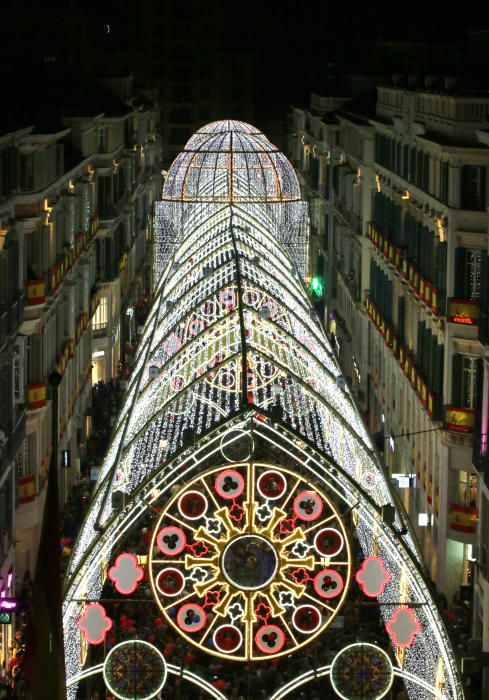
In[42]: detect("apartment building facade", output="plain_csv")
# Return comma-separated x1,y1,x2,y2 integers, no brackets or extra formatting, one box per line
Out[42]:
289,85,489,604
0,91,161,669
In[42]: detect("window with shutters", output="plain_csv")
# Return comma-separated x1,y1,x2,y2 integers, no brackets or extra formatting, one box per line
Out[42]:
454,248,483,300
402,144,409,180
27,334,43,385
13,337,26,404
440,161,449,203
452,354,480,409
460,165,487,210
19,152,34,191
397,296,405,339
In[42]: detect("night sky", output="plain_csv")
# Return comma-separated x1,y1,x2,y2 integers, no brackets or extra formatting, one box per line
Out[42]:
2,0,489,129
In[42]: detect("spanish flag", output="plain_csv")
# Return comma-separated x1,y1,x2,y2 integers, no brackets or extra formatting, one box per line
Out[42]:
27,281,45,305
18,475,36,504
450,504,478,533
28,383,46,409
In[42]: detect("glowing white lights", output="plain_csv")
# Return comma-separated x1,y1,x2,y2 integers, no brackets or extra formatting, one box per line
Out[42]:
63,120,463,700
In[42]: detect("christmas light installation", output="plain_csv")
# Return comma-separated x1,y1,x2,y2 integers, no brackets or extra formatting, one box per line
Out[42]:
63,121,464,700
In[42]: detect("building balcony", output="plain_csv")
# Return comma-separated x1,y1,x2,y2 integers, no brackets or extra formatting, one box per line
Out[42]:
334,195,362,235
472,416,489,488
444,405,475,434
49,214,99,297
0,294,24,347
8,409,26,462
0,409,25,474
367,222,441,315
365,295,442,421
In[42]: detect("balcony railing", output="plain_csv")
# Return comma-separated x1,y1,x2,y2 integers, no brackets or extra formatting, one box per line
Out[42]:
365,295,442,420
7,409,26,462
0,294,24,347
49,214,99,297
367,222,441,315
334,195,362,235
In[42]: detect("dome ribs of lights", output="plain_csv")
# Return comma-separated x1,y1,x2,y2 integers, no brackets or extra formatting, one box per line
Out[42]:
63,121,463,700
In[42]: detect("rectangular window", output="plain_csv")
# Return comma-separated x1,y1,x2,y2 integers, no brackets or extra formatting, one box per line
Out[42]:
461,165,487,210
98,128,108,153
440,161,449,203
13,336,26,404
452,354,480,409
454,248,483,300
19,153,34,191
93,297,108,331
397,296,405,339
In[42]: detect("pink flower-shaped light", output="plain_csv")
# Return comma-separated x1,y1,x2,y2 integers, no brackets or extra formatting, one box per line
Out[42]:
77,603,112,645
108,553,144,595
386,607,421,648
355,556,392,598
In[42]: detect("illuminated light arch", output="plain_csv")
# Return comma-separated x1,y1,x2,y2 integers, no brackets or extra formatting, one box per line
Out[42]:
63,121,464,700
66,663,228,700
268,664,445,700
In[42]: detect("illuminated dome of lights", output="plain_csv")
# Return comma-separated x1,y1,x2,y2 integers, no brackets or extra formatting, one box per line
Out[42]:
162,120,301,203
64,121,463,700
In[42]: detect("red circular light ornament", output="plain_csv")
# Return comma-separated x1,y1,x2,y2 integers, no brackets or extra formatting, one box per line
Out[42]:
294,491,323,521
292,605,322,634
257,471,287,500
314,528,344,557
177,604,207,633
157,526,186,555
213,625,243,653
178,491,208,520
314,570,344,598
255,625,286,654
214,470,245,499
156,568,185,597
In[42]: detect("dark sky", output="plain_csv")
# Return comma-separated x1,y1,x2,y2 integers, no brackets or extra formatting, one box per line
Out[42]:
3,0,489,126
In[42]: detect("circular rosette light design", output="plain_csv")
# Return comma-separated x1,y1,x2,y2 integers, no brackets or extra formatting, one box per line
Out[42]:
103,640,167,700
149,463,351,661
330,642,394,700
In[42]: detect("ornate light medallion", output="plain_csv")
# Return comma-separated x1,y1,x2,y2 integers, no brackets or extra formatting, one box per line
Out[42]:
103,640,167,700
149,462,351,660
330,642,394,700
